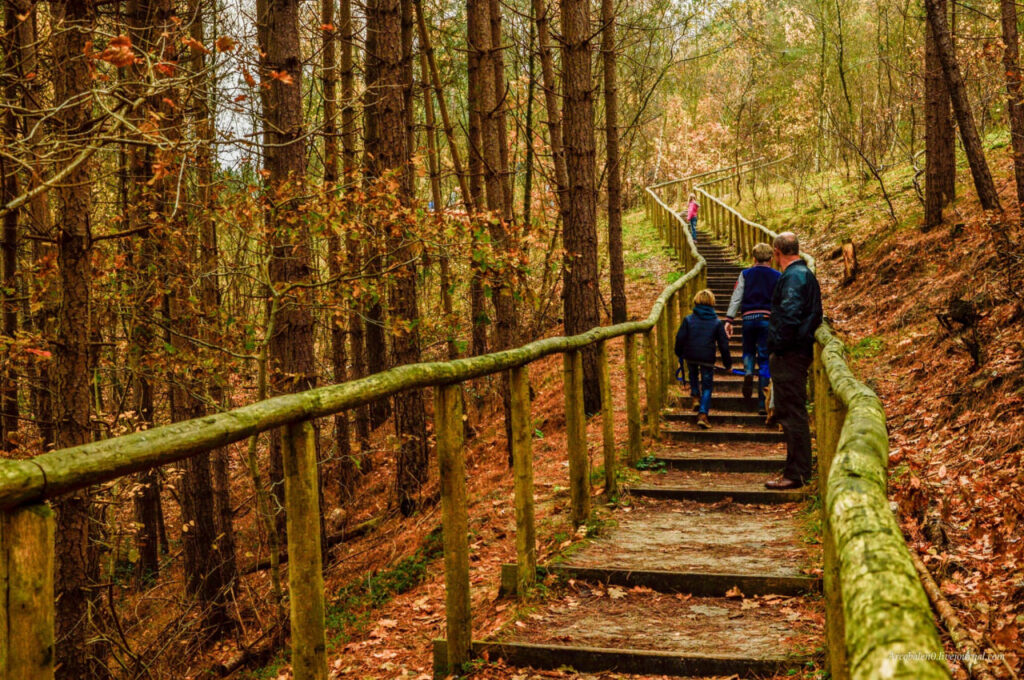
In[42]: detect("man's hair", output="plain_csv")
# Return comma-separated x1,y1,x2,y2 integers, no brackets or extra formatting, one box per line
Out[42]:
693,289,716,307
773,231,799,256
753,243,773,262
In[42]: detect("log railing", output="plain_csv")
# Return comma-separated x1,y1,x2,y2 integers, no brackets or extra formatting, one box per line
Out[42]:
0,163,733,679
696,170,951,680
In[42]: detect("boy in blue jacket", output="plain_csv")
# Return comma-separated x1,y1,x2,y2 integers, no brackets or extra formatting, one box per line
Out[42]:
674,289,732,429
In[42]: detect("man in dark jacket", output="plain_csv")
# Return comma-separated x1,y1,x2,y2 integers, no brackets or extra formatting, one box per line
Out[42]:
765,232,822,490
675,289,732,429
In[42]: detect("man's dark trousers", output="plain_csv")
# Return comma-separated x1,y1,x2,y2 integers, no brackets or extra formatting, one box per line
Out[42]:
770,351,813,482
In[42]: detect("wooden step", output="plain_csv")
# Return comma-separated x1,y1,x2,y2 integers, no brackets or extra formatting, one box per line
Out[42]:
432,640,804,679
626,485,808,504
499,563,820,598
653,452,785,473
663,409,765,426
662,425,785,443
668,394,761,411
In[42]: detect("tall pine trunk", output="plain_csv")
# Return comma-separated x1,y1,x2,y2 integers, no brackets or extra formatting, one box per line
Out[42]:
602,0,626,323
0,1,19,450
560,0,602,413
1000,0,1024,218
52,0,104,675
532,0,568,226
923,0,1001,212
924,0,955,229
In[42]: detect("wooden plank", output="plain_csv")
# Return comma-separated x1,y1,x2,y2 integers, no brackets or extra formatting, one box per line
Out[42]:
564,351,590,528
2,503,55,680
282,422,327,680
432,639,802,678
626,485,808,505
435,384,470,673
643,329,659,440
509,365,536,594
498,563,820,597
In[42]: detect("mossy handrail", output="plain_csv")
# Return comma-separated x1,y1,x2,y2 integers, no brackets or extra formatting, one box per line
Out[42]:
0,163,727,680
697,168,950,680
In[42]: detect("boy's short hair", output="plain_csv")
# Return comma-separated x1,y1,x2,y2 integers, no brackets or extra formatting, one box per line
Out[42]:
693,289,716,307
753,243,773,262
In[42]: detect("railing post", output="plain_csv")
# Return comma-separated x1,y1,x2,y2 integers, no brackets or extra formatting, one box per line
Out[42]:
658,307,672,404
435,383,471,671
666,292,679,394
644,328,660,440
624,334,642,465
509,366,536,594
564,350,590,527
1,503,54,680
597,341,617,497
282,421,328,680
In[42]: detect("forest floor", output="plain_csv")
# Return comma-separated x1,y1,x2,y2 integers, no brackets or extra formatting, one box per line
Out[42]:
756,139,1024,679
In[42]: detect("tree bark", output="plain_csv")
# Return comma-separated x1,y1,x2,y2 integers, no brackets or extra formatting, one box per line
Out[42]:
371,0,429,515
263,0,317,540
1000,0,1024,220
922,0,1001,212
51,0,103,675
531,0,569,226
560,0,602,413
0,1,19,450
924,0,955,229
602,0,626,323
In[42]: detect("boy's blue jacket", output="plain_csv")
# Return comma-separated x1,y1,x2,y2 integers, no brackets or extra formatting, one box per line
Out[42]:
674,304,732,369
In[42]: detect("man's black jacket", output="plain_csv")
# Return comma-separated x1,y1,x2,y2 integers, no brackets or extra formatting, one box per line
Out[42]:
768,258,823,356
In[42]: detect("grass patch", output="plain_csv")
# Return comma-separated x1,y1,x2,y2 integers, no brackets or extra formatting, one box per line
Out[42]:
848,335,885,359
323,526,444,644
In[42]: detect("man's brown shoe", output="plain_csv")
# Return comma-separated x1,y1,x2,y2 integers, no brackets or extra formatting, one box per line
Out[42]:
697,413,711,429
765,477,803,490
742,374,753,400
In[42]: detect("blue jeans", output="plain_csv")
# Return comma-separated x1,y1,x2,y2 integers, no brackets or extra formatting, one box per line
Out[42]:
689,216,698,240
688,363,714,414
741,317,771,408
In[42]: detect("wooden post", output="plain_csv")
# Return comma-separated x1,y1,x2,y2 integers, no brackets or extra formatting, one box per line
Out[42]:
509,366,536,593
564,351,590,528
644,328,660,440
597,341,617,497
1,503,54,680
282,421,328,680
624,334,642,465
435,384,471,671
659,307,673,403
666,293,679,393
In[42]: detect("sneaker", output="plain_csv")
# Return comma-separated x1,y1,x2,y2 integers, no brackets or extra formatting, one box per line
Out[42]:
690,396,700,412
697,413,711,429
742,374,753,400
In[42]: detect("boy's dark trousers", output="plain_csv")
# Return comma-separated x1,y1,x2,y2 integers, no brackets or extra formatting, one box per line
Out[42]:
687,363,714,414
769,351,813,483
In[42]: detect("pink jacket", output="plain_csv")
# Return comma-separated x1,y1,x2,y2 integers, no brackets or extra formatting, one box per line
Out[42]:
687,201,699,220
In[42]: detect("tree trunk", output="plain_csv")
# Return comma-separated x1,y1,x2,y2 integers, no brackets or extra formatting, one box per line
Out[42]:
922,0,1001,212
523,21,537,228
560,0,602,413
190,0,238,612
531,0,568,226
1000,0,1024,219
924,0,955,229
466,0,488,358
362,0,391,429
489,0,514,221
341,0,371,452
323,0,357,497
263,0,317,540
602,0,626,323
51,0,103,675
370,0,429,515
1,0,20,450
